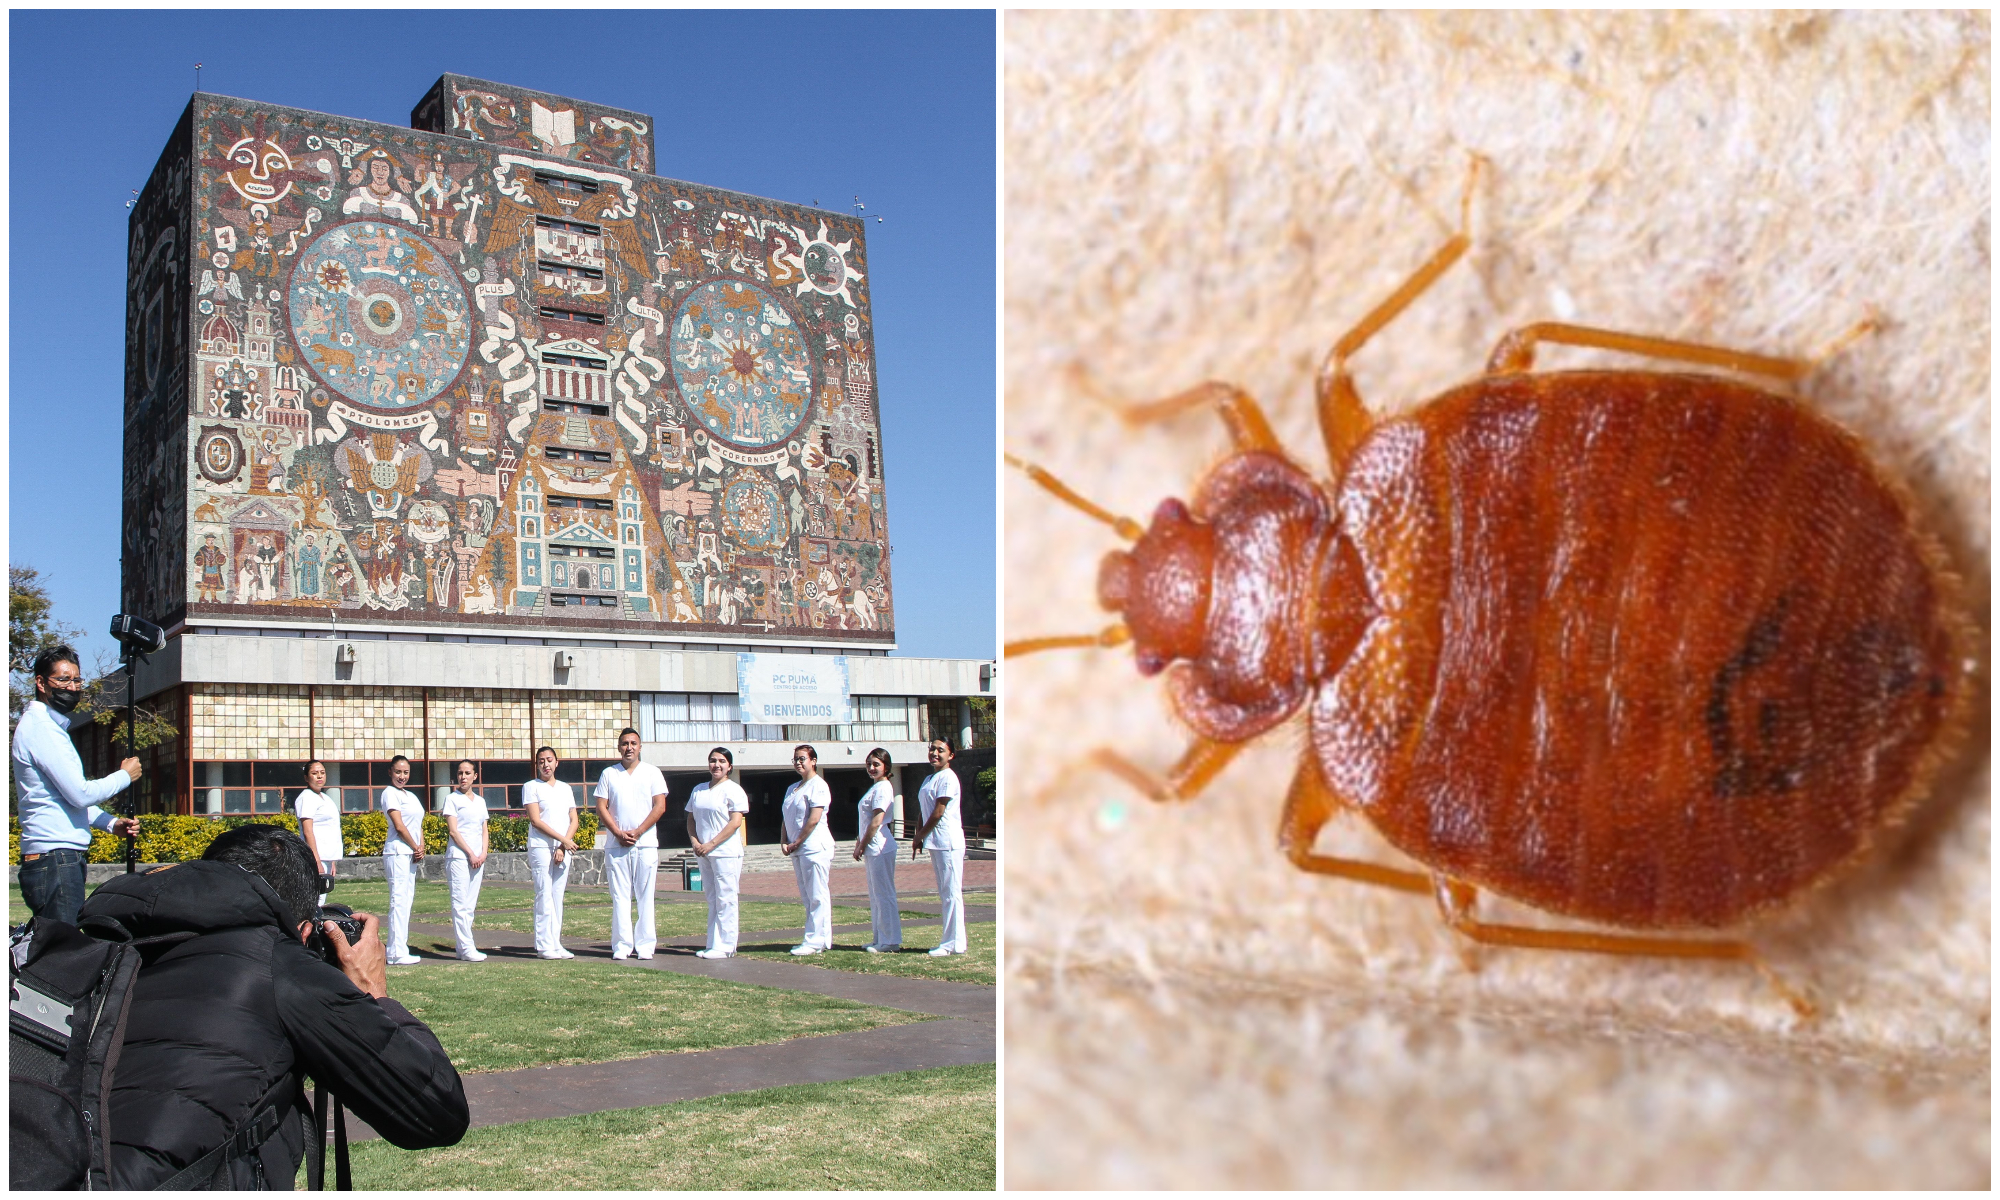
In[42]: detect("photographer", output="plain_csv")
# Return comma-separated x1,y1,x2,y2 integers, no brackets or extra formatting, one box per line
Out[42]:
76,824,469,1187
12,645,141,925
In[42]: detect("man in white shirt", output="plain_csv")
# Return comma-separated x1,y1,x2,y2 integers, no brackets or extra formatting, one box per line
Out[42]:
12,646,142,925
594,728,668,960
913,738,969,956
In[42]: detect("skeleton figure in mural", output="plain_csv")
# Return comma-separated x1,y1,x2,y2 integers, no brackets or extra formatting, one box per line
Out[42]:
342,151,421,224
195,534,228,602
295,532,323,599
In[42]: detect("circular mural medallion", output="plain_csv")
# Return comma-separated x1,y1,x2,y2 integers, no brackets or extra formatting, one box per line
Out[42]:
721,472,789,551
196,425,245,485
669,279,813,448
802,242,847,294
287,219,472,411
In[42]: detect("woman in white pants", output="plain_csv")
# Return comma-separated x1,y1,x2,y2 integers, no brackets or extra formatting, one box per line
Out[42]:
379,755,426,965
852,747,901,953
441,759,490,962
685,746,749,959
780,743,834,955
524,746,579,960
913,739,968,956
294,760,343,887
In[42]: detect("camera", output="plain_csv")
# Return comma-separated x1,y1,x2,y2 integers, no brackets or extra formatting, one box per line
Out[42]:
108,614,167,656
309,904,366,963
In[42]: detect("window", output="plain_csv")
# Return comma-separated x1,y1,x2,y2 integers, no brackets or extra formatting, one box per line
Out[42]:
642,692,744,742
538,260,605,281
544,446,611,463
541,399,611,416
549,592,617,607
839,696,919,743
539,306,606,326
547,496,614,511
535,214,602,236
534,172,601,196
550,544,616,559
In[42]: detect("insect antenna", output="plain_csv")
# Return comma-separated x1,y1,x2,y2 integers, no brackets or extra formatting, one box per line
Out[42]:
1005,453,1143,542
1005,624,1130,659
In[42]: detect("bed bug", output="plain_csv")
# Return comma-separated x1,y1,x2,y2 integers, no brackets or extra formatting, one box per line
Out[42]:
1006,166,1969,1016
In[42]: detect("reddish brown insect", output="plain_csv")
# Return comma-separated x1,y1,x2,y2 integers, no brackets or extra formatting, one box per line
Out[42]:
1008,170,1969,1016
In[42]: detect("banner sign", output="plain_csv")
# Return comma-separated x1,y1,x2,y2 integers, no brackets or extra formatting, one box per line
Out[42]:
738,653,851,725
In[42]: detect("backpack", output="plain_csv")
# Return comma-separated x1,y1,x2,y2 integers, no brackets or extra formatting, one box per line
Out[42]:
9,915,334,1190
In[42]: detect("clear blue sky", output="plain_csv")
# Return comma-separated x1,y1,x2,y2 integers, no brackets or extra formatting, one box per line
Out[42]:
9,9,996,667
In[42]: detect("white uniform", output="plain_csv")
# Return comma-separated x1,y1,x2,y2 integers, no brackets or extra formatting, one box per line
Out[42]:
294,788,343,870
783,774,835,950
440,789,488,960
378,785,425,964
596,761,667,958
919,767,967,953
858,779,901,949
687,779,750,954
524,778,578,958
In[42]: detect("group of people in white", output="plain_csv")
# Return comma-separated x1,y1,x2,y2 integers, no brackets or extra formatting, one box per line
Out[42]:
286,732,970,962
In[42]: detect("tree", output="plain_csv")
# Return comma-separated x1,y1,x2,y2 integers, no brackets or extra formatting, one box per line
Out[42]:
10,565,84,731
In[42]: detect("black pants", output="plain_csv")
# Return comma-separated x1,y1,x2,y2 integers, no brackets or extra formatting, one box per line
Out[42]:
19,847,89,926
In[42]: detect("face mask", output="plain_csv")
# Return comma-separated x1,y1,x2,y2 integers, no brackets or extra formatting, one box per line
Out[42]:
44,686,82,715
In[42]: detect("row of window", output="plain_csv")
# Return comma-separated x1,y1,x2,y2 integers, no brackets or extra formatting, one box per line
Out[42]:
535,172,602,196
543,400,610,416
538,260,604,282
543,446,611,463
539,306,606,326
635,693,920,745
549,544,617,559
546,495,614,510
535,214,602,235
550,592,618,607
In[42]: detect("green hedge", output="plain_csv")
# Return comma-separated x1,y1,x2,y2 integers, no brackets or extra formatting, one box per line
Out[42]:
9,809,603,865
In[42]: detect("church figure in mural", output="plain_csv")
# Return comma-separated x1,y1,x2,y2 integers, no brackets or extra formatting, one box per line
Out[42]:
296,532,323,599
254,536,282,602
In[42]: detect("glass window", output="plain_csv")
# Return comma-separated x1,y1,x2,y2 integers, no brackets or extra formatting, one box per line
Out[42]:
341,787,375,813
253,789,285,814
223,789,252,814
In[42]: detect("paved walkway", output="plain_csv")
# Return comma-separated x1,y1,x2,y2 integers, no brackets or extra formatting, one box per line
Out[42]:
350,884,995,1140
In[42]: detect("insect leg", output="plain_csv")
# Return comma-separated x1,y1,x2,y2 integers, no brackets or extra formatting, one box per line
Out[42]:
1314,156,1483,474
1092,737,1243,803
1428,876,1817,1019
1277,755,1430,895
1068,364,1280,455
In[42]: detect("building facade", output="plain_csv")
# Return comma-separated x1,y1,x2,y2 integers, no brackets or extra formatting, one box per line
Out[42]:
115,76,992,843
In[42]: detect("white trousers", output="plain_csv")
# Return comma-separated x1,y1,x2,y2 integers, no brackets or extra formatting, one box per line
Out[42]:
864,848,901,947
932,847,967,952
606,844,658,956
384,854,417,960
529,844,570,957
702,854,744,953
446,851,484,956
792,852,832,949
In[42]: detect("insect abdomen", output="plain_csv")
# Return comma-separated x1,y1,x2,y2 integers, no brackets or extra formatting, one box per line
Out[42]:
1322,371,1961,930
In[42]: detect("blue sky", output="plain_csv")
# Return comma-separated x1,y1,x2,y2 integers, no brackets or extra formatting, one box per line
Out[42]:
9,9,996,667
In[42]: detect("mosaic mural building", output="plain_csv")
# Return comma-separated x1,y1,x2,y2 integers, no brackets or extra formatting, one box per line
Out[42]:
128,75,893,643
112,78,993,841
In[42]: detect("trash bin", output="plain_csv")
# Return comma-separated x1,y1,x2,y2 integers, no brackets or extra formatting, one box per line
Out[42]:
680,858,703,892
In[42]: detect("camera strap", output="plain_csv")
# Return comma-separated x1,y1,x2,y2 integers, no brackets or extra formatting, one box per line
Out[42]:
308,1082,353,1191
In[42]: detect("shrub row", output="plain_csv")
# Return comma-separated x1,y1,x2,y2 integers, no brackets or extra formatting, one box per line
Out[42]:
9,810,603,866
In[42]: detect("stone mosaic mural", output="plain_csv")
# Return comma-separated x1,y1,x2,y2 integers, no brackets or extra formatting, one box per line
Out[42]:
126,80,893,642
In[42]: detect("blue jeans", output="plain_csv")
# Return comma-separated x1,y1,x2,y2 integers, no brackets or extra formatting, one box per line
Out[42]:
19,847,88,926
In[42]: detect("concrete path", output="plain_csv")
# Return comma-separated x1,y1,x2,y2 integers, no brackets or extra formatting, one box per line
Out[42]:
352,903,995,1140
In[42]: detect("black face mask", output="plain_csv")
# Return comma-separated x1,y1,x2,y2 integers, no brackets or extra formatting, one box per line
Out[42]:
43,686,82,716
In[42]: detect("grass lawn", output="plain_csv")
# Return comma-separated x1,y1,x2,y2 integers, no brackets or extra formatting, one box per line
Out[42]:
333,1062,996,1191
733,922,996,986
383,957,931,1073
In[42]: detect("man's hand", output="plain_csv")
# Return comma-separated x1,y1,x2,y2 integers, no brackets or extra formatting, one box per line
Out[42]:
326,911,389,999
121,757,143,782
109,816,141,838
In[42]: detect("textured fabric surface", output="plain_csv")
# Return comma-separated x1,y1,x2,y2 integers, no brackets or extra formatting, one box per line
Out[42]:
1003,10,1989,1189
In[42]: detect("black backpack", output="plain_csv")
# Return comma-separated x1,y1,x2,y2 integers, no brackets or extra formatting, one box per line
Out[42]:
9,916,341,1190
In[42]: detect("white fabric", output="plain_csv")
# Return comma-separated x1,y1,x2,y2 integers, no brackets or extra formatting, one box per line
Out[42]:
702,853,744,954
379,786,424,857
440,789,488,855
858,779,897,855
932,846,967,952
384,853,417,960
792,851,832,949
295,789,344,863
687,780,750,857
606,844,658,956
594,762,668,848
12,700,130,854
866,844,902,948
918,768,965,851
524,778,578,848
529,843,570,956
782,775,835,858
446,852,484,956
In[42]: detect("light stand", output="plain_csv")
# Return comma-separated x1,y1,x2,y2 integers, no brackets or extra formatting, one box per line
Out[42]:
108,614,167,873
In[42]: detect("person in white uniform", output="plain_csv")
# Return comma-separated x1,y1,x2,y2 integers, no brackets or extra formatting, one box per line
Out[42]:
294,760,343,887
524,745,579,960
440,759,490,962
852,747,901,953
379,754,427,965
684,746,750,960
594,728,668,960
780,744,835,955
912,739,968,956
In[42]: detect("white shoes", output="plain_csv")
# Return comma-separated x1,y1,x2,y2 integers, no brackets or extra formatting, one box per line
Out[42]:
536,951,574,960
695,948,735,959
789,944,824,956
636,952,655,960
611,952,631,961
928,946,961,957
864,944,900,954
390,956,422,966
457,950,488,962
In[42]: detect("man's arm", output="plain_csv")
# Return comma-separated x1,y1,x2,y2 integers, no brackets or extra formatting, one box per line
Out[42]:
20,712,138,813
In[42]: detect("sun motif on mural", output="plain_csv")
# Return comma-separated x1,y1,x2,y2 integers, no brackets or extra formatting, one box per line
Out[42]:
316,262,350,292
670,279,813,449
794,221,865,307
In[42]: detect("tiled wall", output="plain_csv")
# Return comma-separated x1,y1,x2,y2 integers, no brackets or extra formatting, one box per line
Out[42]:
313,688,428,760
187,684,634,762
191,684,311,760
531,691,637,760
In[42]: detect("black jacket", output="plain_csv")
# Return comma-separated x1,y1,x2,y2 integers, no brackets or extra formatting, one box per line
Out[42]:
78,861,469,1188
